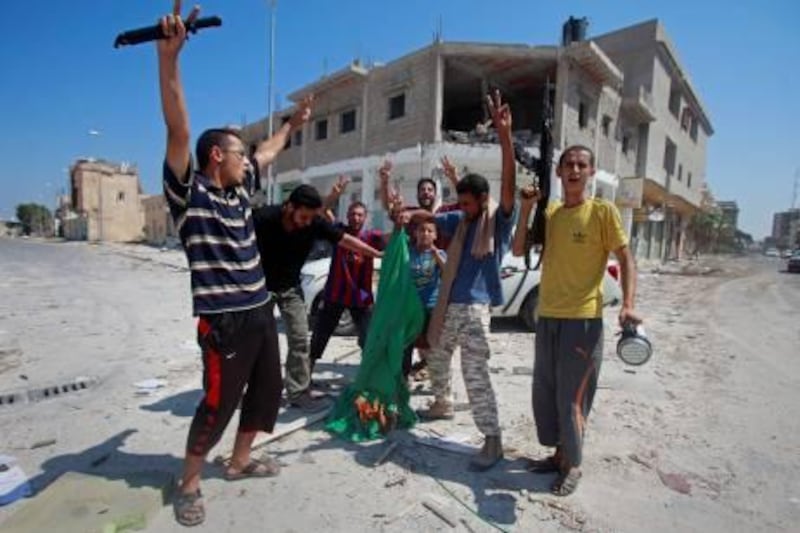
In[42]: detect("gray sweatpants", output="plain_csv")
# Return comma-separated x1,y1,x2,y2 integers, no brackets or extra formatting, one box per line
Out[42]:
533,317,603,468
272,286,311,401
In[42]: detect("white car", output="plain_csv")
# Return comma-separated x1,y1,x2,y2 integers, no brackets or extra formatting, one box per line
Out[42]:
300,248,622,334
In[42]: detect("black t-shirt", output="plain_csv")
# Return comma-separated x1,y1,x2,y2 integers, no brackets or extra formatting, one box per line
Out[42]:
253,205,344,291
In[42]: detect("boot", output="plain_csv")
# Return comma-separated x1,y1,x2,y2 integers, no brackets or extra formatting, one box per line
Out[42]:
469,434,503,471
416,398,454,420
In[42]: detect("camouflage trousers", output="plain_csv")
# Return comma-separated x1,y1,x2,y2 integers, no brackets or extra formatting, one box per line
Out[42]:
427,303,500,436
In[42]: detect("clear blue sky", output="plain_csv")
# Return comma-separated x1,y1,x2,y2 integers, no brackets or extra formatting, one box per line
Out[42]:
1,0,797,238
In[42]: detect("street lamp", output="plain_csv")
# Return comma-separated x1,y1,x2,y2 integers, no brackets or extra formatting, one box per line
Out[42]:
265,0,277,204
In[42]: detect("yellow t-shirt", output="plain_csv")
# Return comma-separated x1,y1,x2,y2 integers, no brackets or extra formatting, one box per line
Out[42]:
538,198,627,319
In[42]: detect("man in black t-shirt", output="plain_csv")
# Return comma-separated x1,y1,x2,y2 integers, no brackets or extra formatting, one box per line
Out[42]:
253,184,382,411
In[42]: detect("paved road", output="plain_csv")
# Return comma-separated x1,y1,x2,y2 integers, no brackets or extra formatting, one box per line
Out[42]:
1,239,799,531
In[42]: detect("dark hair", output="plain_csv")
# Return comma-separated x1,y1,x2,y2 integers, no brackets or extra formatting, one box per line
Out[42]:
417,178,437,193
348,201,367,212
195,128,242,170
455,173,490,198
558,145,595,167
287,184,322,209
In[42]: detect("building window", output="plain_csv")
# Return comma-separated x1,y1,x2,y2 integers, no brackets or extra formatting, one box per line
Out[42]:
578,102,588,129
117,191,125,202
622,134,630,155
293,130,303,147
663,136,677,175
340,109,356,134
668,82,681,118
388,93,406,120
601,115,612,137
677,164,683,182
681,108,691,131
690,119,698,143
687,172,693,188
315,119,328,141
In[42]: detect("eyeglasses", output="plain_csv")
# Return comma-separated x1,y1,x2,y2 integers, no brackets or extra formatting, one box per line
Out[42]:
223,148,247,160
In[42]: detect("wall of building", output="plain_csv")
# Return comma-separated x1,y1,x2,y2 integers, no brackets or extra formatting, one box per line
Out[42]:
142,195,176,246
70,161,144,242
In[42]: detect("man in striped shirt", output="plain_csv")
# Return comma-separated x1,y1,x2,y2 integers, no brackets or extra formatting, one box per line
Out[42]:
156,3,311,526
309,201,386,366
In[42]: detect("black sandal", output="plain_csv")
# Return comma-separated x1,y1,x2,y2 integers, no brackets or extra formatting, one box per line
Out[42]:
551,468,582,496
173,489,205,527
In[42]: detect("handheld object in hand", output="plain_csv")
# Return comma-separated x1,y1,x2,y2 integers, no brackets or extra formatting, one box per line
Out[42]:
616,322,652,366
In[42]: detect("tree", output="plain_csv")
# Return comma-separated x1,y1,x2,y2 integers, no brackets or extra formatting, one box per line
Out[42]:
15,203,53,236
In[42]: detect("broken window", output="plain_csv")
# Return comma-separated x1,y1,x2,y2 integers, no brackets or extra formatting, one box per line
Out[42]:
340,109,356,134
602,115,612,137
388,93,406,120
668,81,681,118
316,119,328,141
579,102,588,129
663,136,677,175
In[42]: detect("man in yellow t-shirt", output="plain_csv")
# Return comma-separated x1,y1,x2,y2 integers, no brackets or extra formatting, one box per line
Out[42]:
512,145,642,496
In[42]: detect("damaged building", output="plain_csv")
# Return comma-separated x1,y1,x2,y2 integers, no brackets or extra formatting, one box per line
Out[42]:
242,18,712,260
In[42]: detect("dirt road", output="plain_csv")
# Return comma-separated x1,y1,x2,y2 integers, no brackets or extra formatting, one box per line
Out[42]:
0,238,798,532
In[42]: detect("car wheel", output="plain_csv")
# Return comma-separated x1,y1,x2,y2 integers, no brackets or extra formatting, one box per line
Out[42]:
519,288,539,332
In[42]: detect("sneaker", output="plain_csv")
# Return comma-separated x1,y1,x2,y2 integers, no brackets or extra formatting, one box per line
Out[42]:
289,392,331,414
416,399,454,420
469,435,504,471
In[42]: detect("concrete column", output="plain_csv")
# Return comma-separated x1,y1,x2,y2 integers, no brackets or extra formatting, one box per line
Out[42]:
432,44,444,143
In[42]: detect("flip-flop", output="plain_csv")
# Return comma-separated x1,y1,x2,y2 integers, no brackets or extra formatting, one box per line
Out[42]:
224,455,281,481
525,455,561,473
173,489,205,527
551,468,582,496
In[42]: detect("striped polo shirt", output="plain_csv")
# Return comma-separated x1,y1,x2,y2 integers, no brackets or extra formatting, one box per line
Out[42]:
323,226,384,308
163,161,269,315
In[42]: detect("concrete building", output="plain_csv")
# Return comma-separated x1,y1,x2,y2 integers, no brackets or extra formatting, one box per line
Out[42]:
242,18,712,260
593,19,714,260
141,194,177,246
716,201,740,231
62,159,144,242
772,208,800,249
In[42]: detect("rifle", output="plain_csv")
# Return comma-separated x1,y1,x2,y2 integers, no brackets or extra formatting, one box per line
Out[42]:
114,16,222,48
513,81,554,269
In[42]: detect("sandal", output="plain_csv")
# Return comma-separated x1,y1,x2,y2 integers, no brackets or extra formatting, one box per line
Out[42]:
551,468,582,496
173,489,205,527
224,455,281,481
525,455,561,473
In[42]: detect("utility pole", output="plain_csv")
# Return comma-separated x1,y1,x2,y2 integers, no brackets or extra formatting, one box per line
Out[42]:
266,0,277,204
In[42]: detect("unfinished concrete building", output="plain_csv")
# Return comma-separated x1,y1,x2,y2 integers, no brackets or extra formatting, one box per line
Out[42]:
141,194,177,246
62,159,144,242
242,18,712,259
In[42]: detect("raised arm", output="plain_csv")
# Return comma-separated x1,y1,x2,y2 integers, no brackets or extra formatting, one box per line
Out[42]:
377,160,394,211
252,95,313,171
323,175,350,210
512,185,540,257
339,233,383,259
486,90,516,215
158,0,199,180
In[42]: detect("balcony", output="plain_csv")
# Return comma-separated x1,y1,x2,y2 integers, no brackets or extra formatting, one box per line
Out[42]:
621,86,656,123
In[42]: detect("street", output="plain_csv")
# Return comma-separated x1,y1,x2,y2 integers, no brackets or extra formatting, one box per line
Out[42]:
0,237,798,532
